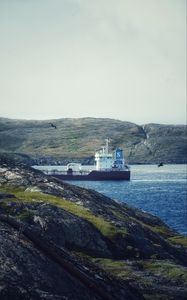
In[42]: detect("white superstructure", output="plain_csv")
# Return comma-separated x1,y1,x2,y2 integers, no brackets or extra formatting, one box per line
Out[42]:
95,139,127,171
95,139,113,170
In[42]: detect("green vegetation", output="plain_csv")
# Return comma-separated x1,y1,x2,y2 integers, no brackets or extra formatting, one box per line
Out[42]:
168,235,187,247
135,219,187,249
110,208,129,221
141,260,187,282
139,222,187,248
128,214,175,238
92,258,187,285
90,257,187,300
92,258,131,279
144,224,175,238
90,258,187,300
0,186,127,239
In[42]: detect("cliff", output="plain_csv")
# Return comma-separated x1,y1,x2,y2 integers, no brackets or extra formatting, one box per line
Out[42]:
0,155,187,300
0,117,186,164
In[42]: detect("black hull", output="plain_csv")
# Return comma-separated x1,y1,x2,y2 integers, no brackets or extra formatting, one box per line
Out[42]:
52,170,130,181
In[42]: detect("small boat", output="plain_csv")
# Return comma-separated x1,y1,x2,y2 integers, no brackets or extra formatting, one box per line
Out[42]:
33,139,130,181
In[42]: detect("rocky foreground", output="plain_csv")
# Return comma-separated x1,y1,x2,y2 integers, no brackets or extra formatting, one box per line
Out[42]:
0,155,187,300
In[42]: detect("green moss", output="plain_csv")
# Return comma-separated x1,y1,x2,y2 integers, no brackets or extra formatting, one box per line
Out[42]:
168,235,187,248
129,215,174,238
148,225,174,237
96,258,187,282
141,260,187,282
92,258,131,278
93,258,127,268
0,185,25,194
91,258,187,300
110,209,126,220
111,208,174,240
2,187,127,239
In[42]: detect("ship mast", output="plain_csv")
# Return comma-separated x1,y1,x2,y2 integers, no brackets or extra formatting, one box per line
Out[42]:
105,138,110,154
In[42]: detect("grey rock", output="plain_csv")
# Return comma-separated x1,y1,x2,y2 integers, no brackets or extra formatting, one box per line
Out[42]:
0,157,187,300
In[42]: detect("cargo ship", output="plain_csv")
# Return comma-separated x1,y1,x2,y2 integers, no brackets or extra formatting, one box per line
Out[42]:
33,139,130,181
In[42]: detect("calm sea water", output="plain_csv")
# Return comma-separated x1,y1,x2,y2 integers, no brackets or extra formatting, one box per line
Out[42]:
65,165,187,236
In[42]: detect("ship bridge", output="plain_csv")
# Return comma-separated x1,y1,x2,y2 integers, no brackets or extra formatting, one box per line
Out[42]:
95,139,126,171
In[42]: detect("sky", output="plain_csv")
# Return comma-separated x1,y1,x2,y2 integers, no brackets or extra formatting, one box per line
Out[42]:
0,0,186,125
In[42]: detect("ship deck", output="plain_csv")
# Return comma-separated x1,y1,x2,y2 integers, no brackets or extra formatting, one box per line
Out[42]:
51,170,130,181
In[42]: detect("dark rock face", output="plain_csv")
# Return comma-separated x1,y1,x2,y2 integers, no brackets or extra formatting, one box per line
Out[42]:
0,221,101,300
34,203,112,257
0,192,15,199
0,117,186,164
0,157,187,300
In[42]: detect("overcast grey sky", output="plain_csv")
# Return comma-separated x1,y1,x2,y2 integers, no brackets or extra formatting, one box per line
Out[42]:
0,0,186,124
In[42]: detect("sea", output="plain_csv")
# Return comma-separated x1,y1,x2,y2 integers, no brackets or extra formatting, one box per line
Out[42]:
64,164,187,236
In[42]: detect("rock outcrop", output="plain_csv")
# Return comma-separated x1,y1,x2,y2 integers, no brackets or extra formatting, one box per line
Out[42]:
0,156,187,300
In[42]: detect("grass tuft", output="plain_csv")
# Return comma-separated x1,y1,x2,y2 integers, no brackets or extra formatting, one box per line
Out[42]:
0,186,127,239
168,235,187,248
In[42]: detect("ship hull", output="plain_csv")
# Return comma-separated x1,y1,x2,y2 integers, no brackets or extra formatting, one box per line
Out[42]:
52,170,130,181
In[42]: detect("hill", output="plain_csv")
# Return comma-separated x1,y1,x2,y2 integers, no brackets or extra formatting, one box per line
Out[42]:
0,156,187,299
0,117,186,164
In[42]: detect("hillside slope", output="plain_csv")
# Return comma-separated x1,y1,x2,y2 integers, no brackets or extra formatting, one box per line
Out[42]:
0,117,186,164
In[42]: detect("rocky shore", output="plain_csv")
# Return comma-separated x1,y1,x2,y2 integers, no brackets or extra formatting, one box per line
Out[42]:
0,155,187,300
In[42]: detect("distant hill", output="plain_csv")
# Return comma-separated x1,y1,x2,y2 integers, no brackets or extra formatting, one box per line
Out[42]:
0,117,186,164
